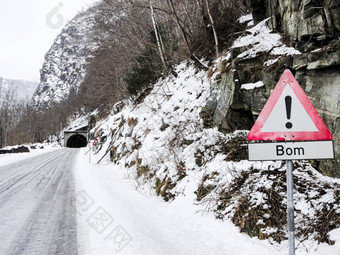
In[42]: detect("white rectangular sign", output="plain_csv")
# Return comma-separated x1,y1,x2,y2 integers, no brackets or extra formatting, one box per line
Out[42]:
248,141,334,161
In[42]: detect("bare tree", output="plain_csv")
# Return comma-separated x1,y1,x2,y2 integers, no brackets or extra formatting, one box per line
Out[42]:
0,82,18,147
204,0,220,57
150,0,168,71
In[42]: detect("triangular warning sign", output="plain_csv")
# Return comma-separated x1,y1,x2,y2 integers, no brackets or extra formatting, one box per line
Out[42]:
93,138,99,146
247,69,332,141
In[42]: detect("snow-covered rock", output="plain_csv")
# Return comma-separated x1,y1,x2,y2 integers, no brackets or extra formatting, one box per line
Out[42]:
203,17,340,175
87,61,340,252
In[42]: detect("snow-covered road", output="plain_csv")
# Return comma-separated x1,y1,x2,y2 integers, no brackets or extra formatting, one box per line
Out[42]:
0,149,78,255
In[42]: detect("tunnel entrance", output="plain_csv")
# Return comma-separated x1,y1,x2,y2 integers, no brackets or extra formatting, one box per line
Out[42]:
64,125,88,148
66,134,87,148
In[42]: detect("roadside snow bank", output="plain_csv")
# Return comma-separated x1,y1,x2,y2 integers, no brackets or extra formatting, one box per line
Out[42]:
75,147,284,255
0,143,61,167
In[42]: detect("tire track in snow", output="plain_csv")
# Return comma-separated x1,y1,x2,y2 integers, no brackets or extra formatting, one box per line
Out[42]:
0,148,78,255
0,152,64,206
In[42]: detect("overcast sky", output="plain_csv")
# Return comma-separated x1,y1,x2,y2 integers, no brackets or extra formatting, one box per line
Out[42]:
0,0,99,82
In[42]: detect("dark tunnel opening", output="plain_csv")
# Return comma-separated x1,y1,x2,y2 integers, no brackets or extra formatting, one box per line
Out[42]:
66,134,87,148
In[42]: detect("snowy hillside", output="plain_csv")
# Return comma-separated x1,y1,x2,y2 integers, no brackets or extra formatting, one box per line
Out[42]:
88,61,340,254
32,6,98,109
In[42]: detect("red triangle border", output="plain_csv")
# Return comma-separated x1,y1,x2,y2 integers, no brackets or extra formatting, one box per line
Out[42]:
247,69,333,141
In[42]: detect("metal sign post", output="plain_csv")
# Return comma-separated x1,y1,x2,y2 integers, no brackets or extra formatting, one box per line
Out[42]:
89,146,91,163
85,143,91,163
286,160,295,255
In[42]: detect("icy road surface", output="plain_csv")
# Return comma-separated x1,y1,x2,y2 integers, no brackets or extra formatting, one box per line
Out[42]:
0,149,78,255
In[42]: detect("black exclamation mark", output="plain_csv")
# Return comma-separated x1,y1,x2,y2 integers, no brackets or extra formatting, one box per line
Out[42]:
285,96,293,129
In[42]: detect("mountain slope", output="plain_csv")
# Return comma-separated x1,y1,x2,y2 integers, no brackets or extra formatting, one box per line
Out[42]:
32,6,98,109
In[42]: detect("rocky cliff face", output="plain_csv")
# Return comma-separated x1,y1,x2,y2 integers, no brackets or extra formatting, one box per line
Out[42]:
250,0,340,49
32,7,98,109
204,0,340,176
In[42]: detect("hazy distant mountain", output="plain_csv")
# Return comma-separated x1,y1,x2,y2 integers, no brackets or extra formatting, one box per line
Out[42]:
0,78,38,100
